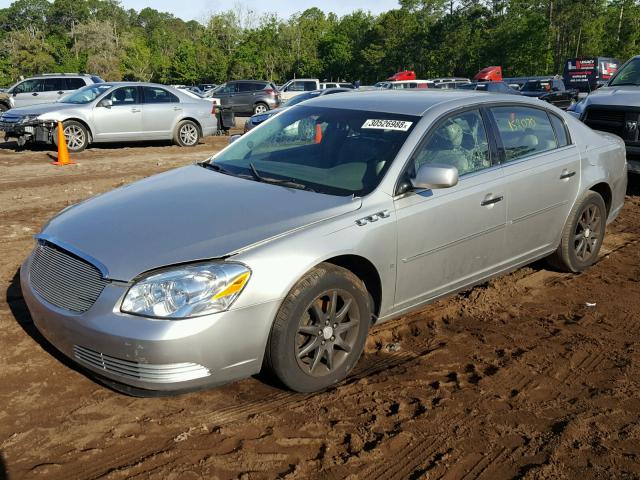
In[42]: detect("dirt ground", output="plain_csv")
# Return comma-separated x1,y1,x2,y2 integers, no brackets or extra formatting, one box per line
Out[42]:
1,134,639,480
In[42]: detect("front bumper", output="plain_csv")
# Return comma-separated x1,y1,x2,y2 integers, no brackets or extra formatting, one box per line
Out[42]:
20,253,280,394
0,119,54,143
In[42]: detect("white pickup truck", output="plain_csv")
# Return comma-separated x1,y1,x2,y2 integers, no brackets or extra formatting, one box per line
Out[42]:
278,79,320,101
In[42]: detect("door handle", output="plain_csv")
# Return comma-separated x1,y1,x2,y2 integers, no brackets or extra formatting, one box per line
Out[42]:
560,170,576,180
173,106,182,111
32,92,39,96
481,195,504,207
57,91,64,94
131,108,141,113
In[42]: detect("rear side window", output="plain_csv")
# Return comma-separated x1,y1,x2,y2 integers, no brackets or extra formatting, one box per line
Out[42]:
90,76,105,84
42,78,65,91
65,78,87,90
490,106,558,161
549,114,570,147
238,82,259,92
143,87,178,104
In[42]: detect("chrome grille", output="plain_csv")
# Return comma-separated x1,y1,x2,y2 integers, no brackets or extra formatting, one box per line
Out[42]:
29,241,107,313
73,345,211,383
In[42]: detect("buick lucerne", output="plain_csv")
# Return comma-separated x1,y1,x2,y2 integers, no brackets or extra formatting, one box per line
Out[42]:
21,91,627,394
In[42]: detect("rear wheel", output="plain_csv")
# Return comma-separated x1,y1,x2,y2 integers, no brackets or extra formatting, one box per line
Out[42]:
253,102,269,115
53,120,89,152
547,191,606,272
265,263,371,392
174,120,200,147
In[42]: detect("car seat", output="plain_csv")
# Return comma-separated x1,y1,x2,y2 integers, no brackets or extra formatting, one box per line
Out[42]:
418,121,470,174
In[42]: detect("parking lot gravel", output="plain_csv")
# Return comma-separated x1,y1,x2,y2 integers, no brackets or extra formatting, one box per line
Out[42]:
1,135,639,479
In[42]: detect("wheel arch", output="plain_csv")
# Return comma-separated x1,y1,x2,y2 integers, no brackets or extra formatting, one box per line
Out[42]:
322,254,382,321
588,181,612,215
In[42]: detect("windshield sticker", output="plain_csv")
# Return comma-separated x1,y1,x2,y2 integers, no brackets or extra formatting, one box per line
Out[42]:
362,119,413,131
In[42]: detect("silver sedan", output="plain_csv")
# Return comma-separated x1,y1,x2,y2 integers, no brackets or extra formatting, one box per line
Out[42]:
0,82,217,152
21,91,627,394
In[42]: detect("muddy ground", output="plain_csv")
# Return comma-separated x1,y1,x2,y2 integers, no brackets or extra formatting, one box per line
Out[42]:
1,134,639,480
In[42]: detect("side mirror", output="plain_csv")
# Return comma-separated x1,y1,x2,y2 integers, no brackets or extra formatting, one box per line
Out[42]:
98,98,112,108
228,134,242,144
411,163,458,190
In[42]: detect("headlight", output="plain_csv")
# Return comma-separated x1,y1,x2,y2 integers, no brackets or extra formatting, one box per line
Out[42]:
121,263,251,319
19,114,39,124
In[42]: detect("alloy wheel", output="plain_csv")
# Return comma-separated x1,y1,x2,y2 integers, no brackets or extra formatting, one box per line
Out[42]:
574,204,601,261
64,125,85,150
254,104,268,114
179,123,198,145
296,289,360,377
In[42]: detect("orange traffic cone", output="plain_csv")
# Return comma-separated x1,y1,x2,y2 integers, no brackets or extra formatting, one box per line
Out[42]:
51,121,74,166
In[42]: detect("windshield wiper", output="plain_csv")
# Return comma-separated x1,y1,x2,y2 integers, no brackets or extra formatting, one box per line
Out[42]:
248,162,315,192
198,161,236,176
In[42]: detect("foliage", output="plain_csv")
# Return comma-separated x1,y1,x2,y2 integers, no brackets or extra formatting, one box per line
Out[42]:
0,0,639,87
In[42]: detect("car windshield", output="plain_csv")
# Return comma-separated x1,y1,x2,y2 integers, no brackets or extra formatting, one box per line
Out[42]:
609,57,640,86
283,92,320,107
210,105,419,196
58,84,112,104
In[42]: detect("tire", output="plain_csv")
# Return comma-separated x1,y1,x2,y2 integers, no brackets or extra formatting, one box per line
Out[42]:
547,191,607,273
174,120,201,147
265,263,371,392
0,103,8,113
53,120,89,152
253,102,269,115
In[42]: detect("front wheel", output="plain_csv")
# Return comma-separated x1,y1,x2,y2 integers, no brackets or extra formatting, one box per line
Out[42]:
54,120,89,152
547,191,606,272
174,120,201,147
265,263,371,392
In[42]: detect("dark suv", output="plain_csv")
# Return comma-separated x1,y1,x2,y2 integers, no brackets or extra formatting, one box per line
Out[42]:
210,80,281,115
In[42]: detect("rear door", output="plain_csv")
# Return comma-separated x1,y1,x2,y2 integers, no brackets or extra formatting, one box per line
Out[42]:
236,82,259,114
39,78,67,104
91,86,143,141
489,105,580,264
141,86,181,139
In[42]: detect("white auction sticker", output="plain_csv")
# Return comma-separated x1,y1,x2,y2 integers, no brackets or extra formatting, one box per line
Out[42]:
362,119,413,131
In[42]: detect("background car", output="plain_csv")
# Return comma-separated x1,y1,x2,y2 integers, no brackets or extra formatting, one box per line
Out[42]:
21,90,626,395
278,79,320,101
520,78,578,109
456,81,521,94
320,82,355,89
0,82,217,151
211,80,281,114
0,73,104,111
244,88,352,132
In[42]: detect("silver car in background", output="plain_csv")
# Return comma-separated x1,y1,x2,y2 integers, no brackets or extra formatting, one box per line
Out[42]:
21,91,626,395
0,82,217,151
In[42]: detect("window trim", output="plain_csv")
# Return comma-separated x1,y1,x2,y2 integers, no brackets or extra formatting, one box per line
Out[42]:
394,105,499,196
486,103,574,165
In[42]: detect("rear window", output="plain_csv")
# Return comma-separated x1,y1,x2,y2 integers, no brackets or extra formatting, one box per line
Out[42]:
238,82,262,92
65,78,87,90
490,106,558,161
90,76,105,84
549,114,570,147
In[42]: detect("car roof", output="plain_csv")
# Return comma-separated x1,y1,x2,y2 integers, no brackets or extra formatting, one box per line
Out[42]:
302,90,545,116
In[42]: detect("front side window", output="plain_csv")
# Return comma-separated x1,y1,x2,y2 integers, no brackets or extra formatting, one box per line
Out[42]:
211,106,419,196
609,57,640,86
490,106,558,161
410,109,491,177
107,86,140,105
143,87,178,104
11,79,41,94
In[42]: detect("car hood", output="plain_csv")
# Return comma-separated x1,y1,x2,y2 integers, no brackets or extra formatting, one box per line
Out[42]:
40,165,362,281
5,102,83,117
581,85,640,107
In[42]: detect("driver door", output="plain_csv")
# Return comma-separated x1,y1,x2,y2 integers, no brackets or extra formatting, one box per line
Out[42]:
91,86,143,141
393,108,508,311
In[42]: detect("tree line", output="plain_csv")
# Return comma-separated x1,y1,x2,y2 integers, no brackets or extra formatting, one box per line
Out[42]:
0,0,638,87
